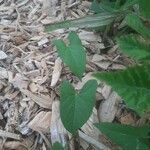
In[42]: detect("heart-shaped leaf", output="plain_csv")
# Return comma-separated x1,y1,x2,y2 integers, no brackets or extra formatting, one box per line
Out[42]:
94,64,150,115
95,123,150,150
60,80,97,134
53,32,86,79
52,142,64,150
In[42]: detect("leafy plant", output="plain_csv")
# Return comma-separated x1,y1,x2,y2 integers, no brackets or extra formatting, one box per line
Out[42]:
44,0,138,33
116,13,150,60
91,0,138,13
53,32,86,79
94,0,150,116
60,80,97,134
94,64,150,115
125,13,150,39
93,1,150,149
45,12,117,32
95,123,150,150
45,0,150,149
116,34,150,60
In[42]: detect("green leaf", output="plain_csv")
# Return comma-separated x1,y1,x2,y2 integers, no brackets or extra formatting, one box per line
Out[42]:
95,123,150,150
60,80,97,134
121,0,138,9
91,0,138,13
52,142,64,150
117,34,150,60
45,12,117,31
139,0,150,19
94,64,150,115
125,14,150,39
91,0,116,13
53,32,86,78
90,0,102,13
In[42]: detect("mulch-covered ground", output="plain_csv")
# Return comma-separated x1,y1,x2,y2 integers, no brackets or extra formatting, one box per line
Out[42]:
0,0,141,149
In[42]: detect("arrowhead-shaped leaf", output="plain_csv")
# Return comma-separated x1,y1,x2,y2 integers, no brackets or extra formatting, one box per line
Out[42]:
53,32,86,78
117,34,150,60
60,80,97,134
125,14,150,39
95,123,150,150
52,142,64,150
94,64,150,115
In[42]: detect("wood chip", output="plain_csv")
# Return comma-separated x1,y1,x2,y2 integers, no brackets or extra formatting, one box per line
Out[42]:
51,57,62,87
92,54,107,62
50,100,68,147
98,92,121,122
81,108,99,141
120,114,136,125
20,89,52,109
101,85,112,99
0,130,20,140
93,61,111,70
29,82,38,93
4,141,27,150
28,111,51,133
38,37,49,46
0,51,7,59
79,131,110,150
43,0,58,16
79,30,102,42
11,73,28,89
0,67,9,79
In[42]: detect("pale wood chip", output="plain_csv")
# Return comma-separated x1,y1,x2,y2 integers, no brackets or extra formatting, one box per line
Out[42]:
28,111,51,133
28,4,40,19
81,108,99,141
4,90,20,100
43,0,58,16
98,92,121,122
111,63,126,70
20,89,52,109
92,54,107,62
11,73,28,89
50,100,68,147
79,30,102,42
0,130,20,140
51,57,62,87
101,85,112,99
0,51,7,59
37,37,49,46
29,82,38,93
79,131,110,150
0,67,9,79
4,141,27,150
93,61,111,70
